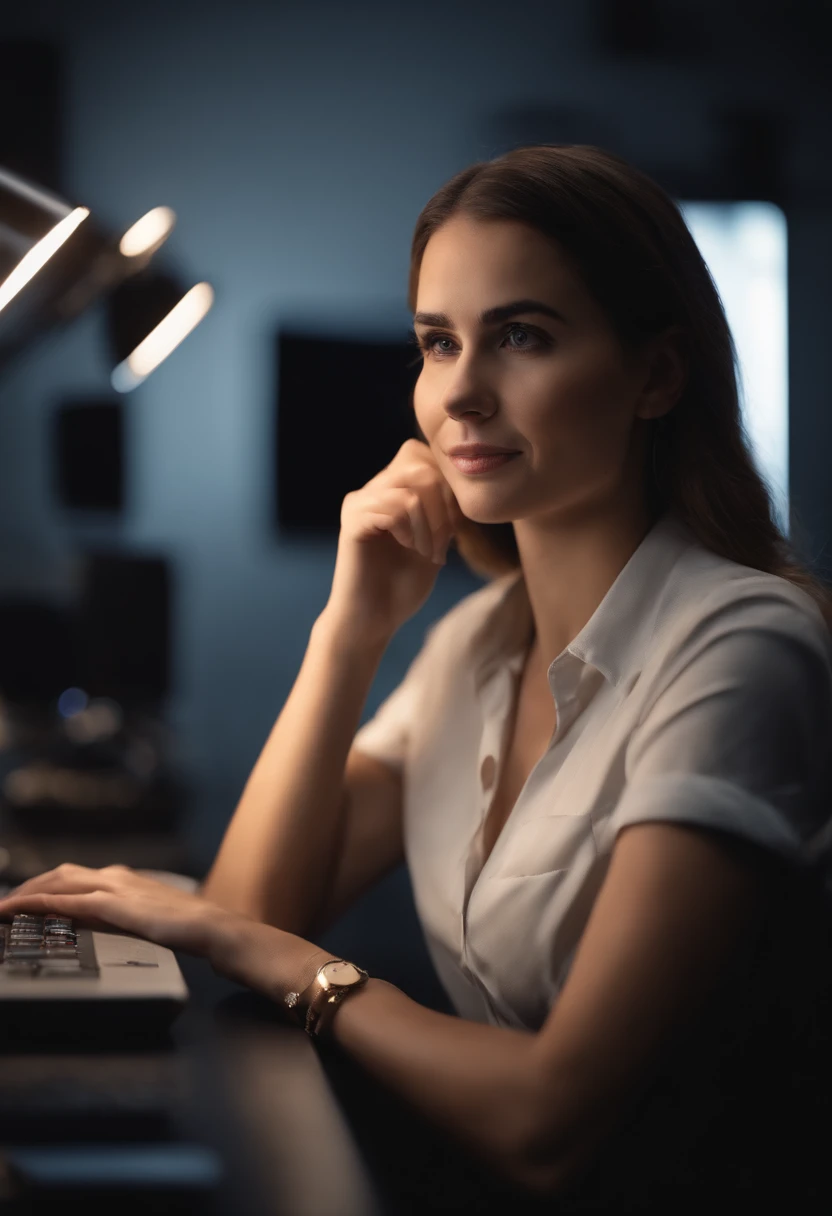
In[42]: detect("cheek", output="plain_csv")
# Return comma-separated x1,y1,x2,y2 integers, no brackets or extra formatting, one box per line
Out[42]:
412,380,434,437
541,359,632,441
520,360,627,449
547,346,622,400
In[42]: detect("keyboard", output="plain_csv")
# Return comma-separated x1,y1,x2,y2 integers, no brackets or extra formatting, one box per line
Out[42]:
2,913,95,973
0,913,188,1042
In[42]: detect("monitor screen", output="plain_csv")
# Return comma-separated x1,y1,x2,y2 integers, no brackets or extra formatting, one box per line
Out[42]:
275,328,421,537
681,202,788,535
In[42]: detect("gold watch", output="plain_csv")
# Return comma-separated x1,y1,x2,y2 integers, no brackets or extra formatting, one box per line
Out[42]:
284,959,369,1037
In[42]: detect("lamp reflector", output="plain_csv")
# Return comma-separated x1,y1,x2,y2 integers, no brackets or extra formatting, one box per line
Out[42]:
119,206,176,259
0,206,89,316
111,281,213,392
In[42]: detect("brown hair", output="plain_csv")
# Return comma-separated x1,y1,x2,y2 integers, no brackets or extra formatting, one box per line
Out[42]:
407,143,832,633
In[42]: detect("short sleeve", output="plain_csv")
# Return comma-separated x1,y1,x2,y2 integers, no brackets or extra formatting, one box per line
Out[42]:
350,622,440,775
602,598,832,872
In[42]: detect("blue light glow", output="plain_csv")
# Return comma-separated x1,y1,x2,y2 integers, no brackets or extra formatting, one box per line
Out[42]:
57,687,89,718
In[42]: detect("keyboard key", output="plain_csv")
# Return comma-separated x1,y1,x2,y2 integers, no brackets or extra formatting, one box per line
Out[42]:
1,915,89,977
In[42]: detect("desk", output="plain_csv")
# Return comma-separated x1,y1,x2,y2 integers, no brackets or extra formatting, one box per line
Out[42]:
0,842,465,1215
0,951,382,1216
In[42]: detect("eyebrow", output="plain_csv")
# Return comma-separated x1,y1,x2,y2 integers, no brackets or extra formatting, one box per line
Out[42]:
412,298,568,328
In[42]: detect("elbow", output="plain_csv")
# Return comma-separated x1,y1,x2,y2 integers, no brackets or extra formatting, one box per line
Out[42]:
508,1098,599,1200
478,1111,555,1199
509,1139,592,1201
506,1140,566,1200
514,1153,590,1201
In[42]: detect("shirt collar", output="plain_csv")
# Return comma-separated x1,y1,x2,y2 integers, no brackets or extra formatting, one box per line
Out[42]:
467,509,696,693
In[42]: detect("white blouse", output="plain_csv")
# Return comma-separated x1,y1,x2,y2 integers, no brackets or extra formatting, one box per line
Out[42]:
352,509,832,1033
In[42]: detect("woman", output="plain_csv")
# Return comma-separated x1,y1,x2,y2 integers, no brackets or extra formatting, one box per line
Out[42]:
2,144,831,1213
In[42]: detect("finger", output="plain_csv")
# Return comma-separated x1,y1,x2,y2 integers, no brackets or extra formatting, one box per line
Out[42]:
3,864,83,898
397,469,451,562
423,470,461,537
401,488,437,562
367,487,430,559
419,479,453,564
0,889,112,924
3,865,114,899
385,461,445,558
362,491,414,551
440,481,465,530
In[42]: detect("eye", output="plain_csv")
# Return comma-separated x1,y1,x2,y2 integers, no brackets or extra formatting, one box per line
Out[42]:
410,323,548,360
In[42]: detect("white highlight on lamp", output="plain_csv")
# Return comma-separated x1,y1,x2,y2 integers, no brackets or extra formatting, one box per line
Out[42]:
110,281,214,393
0,206,90,316
119,206,176,258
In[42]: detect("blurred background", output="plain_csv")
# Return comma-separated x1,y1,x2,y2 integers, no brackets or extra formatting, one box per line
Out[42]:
0,0,830,990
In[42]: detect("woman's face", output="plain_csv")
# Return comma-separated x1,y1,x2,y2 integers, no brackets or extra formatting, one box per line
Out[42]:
412,214,661,527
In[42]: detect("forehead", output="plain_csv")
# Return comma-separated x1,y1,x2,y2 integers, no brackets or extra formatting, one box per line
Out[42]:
417,215,583,304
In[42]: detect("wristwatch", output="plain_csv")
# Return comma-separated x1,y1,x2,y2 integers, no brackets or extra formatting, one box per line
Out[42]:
284,958,369,1037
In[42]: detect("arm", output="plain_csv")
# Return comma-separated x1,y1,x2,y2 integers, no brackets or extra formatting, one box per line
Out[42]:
200,608,389,936
307,749,405,937
213,819,775,1195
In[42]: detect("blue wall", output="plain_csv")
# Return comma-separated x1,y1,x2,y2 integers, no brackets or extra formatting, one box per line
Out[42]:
1,0,830,910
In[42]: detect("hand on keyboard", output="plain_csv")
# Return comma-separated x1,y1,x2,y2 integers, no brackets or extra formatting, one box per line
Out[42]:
0,862,218,960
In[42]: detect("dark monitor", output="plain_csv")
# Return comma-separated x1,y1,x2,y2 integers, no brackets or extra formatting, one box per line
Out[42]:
275,329,421,537
0,554,171,712
75,553,171,709
52,398,125,513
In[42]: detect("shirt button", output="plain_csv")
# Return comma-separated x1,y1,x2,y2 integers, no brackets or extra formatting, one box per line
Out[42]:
480,755,496,790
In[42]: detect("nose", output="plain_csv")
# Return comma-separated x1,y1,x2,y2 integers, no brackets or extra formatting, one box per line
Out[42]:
438,357,499,420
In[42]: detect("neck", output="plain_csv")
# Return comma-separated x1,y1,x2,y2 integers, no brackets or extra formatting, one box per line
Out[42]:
513,500,654,682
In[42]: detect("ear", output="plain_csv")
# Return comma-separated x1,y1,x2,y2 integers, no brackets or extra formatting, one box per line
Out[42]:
636,325,688,421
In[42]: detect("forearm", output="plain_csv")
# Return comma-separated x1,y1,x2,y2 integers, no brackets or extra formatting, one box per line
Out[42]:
208,914,549,1192
327,977,548,1189
200,609,388,935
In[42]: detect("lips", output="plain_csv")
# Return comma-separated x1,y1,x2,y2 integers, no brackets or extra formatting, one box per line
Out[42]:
447,446,520,457
448,451,520,475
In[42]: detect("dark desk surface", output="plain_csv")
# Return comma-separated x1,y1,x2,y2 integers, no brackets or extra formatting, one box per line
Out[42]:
0,950,383,1216
0,830,459,1215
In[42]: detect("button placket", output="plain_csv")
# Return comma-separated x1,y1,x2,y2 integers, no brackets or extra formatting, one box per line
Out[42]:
462,655,564,1026
460,664,517,1013
469,665,515,880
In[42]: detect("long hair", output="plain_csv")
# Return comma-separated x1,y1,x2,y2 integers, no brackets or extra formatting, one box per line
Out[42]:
407,144,832,632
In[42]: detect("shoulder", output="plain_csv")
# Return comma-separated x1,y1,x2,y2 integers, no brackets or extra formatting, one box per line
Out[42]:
649,545,832,675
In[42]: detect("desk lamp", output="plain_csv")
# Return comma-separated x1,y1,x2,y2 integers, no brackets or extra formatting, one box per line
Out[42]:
0,165,212,386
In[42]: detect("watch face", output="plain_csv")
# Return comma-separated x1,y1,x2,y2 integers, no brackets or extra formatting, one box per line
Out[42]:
321,960,364,987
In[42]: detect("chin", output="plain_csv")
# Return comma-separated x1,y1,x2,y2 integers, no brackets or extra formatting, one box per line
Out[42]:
459,506,516,526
